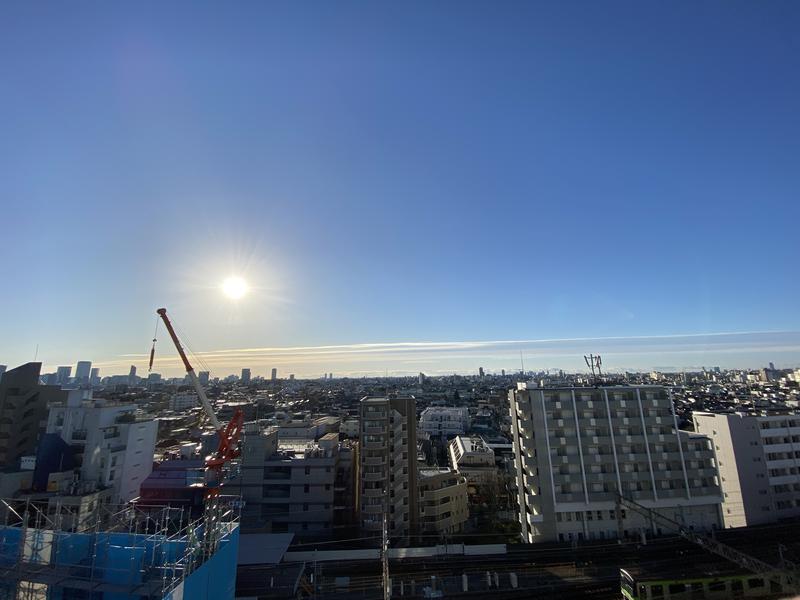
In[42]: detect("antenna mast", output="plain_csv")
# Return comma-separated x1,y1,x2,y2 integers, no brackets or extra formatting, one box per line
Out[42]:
584,354,603,384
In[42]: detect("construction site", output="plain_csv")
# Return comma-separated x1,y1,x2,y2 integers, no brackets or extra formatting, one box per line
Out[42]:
0,497,240,600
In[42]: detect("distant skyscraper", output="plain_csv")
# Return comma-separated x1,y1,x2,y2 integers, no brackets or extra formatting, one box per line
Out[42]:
329,372,333,380
478,367,485,378
90,367,100,385
288,374,295,380
75,361,92,383
271,368,277,381
198,371,210,386
129,365,137,385
0,365,5,383
501,369,506,377
241,368,251,384
769,362,776,371
56,366,71,385
418,372,426,386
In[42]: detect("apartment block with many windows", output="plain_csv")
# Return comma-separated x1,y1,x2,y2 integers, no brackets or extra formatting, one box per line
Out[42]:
510,384,722,543
694,411,800,527
359,396,417,537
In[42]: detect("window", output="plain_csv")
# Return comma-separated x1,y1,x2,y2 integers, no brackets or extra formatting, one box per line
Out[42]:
305,466,311,475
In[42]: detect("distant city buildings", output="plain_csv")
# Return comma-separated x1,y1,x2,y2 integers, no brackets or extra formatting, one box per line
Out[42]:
510,384,723,543
74,360,92,384
198,370,210,386
241,368,251,385
271,368,278,381
56,366,71,385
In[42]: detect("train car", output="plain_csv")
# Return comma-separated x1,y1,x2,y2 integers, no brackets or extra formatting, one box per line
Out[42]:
620,565,788,599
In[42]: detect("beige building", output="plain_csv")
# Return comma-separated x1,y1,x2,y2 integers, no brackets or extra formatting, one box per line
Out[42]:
511,384,723,543
359,396,418,536
418,468,469,535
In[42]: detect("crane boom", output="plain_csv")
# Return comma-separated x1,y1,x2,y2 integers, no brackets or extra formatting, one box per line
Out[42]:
156,308,221,430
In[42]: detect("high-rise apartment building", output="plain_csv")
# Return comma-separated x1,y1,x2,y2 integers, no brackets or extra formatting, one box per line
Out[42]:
271,368,278,381
90,367,100,386
241,368,251,384
359,396,418,537
510,384,722,543
198,371,210,386
0,363,67,468
694,411,800,528
74,361,92,384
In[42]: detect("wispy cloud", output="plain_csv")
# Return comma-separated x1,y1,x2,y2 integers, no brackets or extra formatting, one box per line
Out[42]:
85,330,800,377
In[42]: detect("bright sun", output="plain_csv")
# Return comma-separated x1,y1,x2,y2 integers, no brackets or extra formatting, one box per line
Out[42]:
221,276,248,299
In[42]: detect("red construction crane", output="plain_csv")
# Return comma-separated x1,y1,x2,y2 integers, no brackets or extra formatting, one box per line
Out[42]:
152,308,243,498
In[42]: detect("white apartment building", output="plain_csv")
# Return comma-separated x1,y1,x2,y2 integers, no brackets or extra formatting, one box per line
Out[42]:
418,468,469,535
169,392,198,412
359,396,418,536
418,406,470,438
47,393,157,503
448,435,497,489
511,384,722,543
694,411,800,527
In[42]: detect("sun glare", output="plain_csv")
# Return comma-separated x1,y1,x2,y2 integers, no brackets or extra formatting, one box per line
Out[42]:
222,276,248,300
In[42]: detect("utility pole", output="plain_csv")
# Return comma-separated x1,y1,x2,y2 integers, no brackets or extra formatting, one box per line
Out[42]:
382,513,390,600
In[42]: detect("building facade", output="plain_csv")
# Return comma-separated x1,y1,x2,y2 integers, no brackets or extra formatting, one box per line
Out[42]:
418,468,469,535
0,363,67,469
47,394,158,503
233,425,355,538
359,396,418,537
510,384,722,543
694,411,800,527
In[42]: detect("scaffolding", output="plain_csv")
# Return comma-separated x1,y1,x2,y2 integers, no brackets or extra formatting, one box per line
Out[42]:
0,495,240,600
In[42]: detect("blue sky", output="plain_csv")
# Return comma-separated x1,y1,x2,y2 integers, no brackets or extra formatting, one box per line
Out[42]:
1,2,799,377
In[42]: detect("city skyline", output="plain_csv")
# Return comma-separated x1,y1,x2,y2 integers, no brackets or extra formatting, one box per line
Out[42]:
2,2,799,376
24,329,800,380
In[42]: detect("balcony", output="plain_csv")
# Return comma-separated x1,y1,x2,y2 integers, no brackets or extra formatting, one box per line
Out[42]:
364,456,385,466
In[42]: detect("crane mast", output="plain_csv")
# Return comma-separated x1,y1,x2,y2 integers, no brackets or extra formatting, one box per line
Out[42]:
154,308,243,495
156,308,221,430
